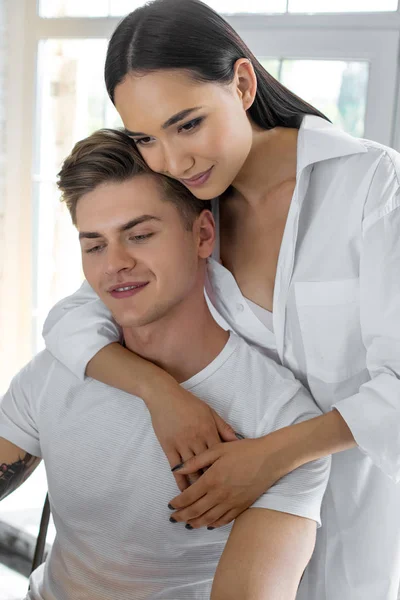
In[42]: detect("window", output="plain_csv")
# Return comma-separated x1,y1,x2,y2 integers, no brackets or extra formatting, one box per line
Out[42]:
262,59,369,137
289,0,398,12
33,39,121,350
39,0,399,16
39,0,287,17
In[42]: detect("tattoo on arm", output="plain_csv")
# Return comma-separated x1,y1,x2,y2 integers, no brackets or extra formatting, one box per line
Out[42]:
0,453,40,501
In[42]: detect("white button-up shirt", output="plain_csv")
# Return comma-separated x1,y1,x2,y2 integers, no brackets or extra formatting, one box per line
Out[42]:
44,115,400,600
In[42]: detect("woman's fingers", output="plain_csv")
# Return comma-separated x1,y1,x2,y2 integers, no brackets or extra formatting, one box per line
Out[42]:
178,446,205,484
170,494,218,525
171,500,241,530
204,508,241,530
171,447,220,476
212,409,238,443
188,442,209,483
184,504,229,529
169,471,214,511
166,446,190,492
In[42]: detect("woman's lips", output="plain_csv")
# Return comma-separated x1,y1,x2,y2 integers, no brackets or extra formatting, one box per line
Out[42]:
179,166,213,188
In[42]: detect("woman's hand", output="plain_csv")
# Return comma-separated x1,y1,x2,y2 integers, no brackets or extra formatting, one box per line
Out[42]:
147,383,238,492
168,432,292,528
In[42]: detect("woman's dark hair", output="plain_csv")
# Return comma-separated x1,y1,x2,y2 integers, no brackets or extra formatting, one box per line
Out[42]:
105,0,329,130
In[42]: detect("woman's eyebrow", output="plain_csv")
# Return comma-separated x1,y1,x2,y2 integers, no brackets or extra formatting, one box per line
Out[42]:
124,106,203,137
161,107,203,129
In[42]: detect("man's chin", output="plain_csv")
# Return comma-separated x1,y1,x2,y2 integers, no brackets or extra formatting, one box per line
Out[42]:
114,314,142,329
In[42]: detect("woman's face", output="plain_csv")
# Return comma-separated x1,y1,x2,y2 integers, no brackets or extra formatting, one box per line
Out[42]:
114,68,254,199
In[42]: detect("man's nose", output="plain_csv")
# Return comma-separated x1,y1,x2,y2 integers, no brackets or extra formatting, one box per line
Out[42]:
105,245,136,275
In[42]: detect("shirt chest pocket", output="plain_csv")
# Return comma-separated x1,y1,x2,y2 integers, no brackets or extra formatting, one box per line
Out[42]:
294,279,366,383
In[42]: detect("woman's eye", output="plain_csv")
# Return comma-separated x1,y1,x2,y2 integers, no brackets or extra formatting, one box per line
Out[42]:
179,117,204,133
135,136,154,146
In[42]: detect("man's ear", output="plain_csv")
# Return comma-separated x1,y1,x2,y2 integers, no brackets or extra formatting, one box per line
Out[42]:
196,210,216,259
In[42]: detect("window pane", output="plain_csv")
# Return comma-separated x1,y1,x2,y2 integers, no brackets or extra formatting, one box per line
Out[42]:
109,0,145,15
40,0,286,17
40,0,109,17
279,60,369,137
260,59,281,80
204,0,285,13
34,39,121,351
289,0,398,12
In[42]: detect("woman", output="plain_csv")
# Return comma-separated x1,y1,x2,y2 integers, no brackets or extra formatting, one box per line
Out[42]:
43,1,400,598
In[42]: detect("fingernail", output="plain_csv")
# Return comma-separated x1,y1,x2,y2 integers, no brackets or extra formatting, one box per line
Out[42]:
168,503,174,510
235,432,245,440
185,524,193,530
171,462,184,472
207,526,215,530
169,516,177,523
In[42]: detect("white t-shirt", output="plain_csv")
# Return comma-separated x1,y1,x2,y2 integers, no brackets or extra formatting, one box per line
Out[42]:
0,333,330,600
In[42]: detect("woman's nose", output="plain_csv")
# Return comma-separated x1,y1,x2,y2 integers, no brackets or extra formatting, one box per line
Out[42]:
163,146,195,178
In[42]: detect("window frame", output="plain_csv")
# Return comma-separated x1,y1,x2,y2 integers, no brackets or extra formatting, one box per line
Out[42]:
2,0,400,390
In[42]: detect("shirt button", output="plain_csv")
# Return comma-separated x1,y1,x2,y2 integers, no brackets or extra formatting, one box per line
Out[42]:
236,303,245,313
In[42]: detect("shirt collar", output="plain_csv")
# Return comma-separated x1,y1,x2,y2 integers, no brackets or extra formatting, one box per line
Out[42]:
296,115,368,176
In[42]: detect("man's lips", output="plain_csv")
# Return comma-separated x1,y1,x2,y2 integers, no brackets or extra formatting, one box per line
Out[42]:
179,166,213,187
108,281,149,299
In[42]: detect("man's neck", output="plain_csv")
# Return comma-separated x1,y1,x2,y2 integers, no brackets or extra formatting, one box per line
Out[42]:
122,297,229,384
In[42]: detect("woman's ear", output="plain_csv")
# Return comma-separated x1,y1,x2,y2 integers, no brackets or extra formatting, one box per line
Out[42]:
232,58,257,111
196,210,216,259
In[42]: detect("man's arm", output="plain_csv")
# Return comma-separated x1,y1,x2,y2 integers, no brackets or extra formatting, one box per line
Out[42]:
211,508,316,600
0,437,41,501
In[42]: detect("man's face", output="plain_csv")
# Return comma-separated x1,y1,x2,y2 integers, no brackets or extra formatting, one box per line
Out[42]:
76,175,212,328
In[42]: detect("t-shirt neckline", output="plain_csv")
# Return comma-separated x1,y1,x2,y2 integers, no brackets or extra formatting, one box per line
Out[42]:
181,332,239,390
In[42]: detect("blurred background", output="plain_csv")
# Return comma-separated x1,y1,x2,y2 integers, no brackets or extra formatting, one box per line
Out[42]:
0,0,400,596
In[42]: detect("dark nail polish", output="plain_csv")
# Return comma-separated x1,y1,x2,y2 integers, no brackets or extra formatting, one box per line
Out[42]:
207,526,215,530
169,516,177,523
168,503,174,510
235,432,245,440
185,524,193,530
171,462,184,472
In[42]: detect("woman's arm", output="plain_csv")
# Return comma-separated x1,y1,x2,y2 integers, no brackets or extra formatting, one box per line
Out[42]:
331,174,400,480
211,508,316,600
43,280,121,379
43,283,237,491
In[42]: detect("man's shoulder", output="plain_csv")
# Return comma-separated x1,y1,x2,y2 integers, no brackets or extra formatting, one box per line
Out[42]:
229,334,300,388
10,349,81,395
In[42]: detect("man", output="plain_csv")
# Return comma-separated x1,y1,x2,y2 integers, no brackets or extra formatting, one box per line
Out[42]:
0,129,330,599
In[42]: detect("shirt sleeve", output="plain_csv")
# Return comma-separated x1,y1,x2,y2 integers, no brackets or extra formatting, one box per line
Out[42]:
0,364,41,457
42,280,122,380
252,379,331,528
333,155,400,481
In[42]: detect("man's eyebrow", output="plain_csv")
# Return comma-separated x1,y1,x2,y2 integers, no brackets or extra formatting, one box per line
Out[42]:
78,215,161,240
124,107,203,137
